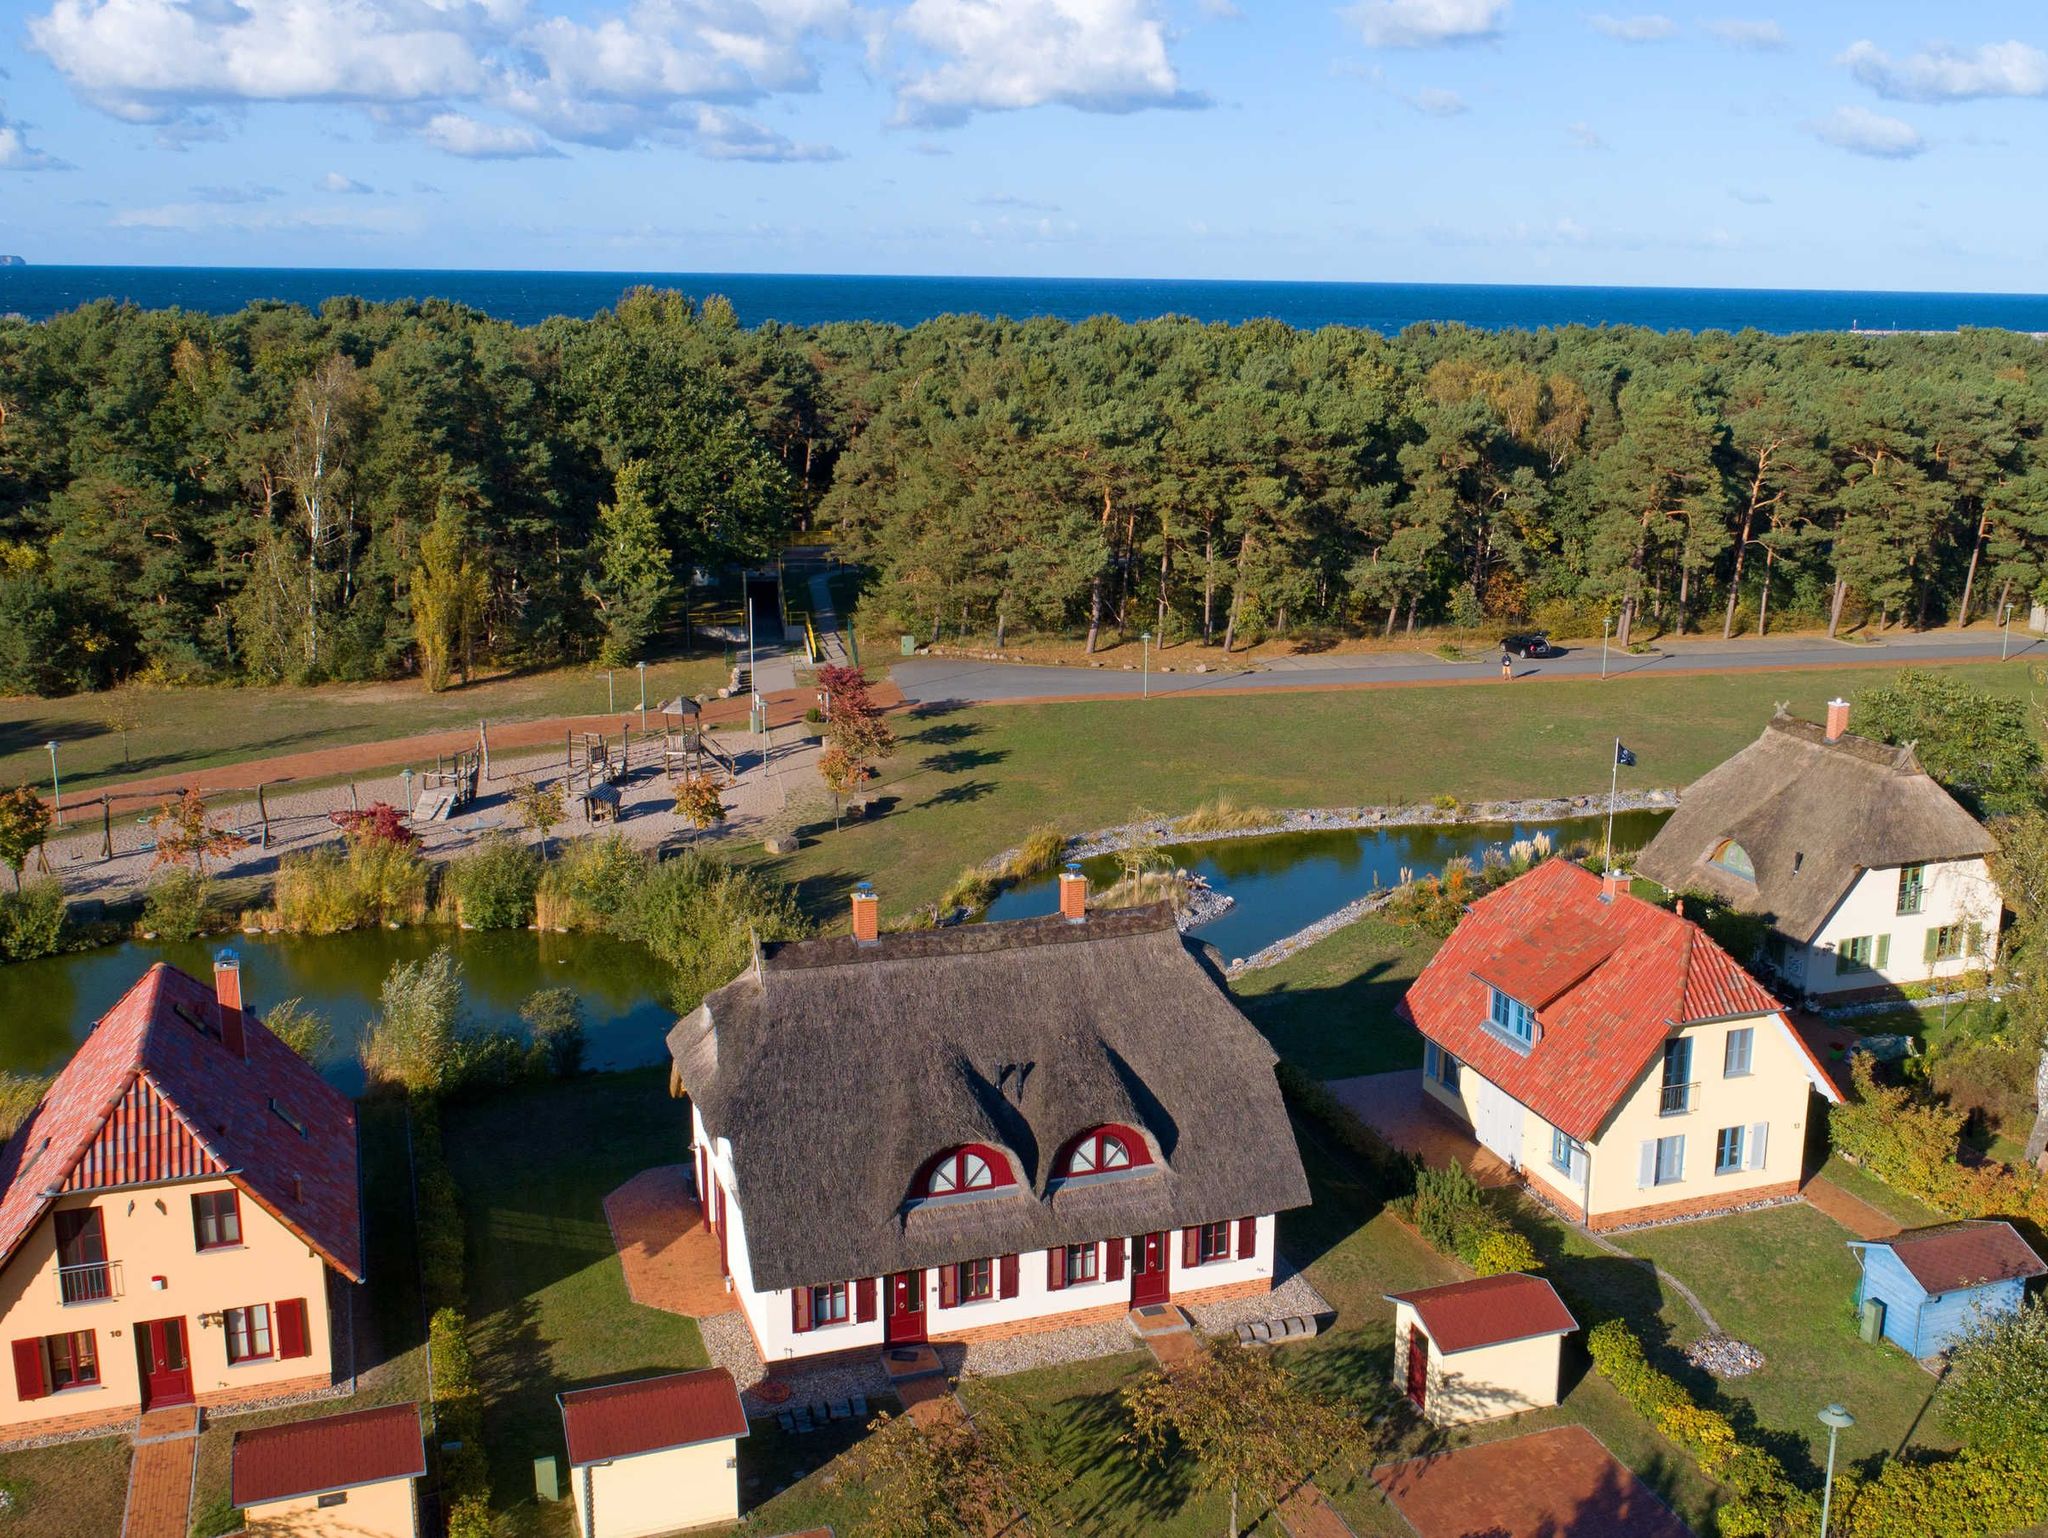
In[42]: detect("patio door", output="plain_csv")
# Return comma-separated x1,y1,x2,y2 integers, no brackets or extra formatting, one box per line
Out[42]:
135,1318,192,1410
885,1271,926,1344
1405,1325,1429,1410
1130,1232,1171,1307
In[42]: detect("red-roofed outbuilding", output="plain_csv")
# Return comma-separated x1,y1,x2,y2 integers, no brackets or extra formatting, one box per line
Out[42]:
1388,1273,1577,1425
559,1368,749,1536
1400,860,1838,1231
232,1402,424,1536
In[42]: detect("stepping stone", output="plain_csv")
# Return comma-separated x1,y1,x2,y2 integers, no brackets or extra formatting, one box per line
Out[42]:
850,1394,868,1419
777,1411,796,1434
829,1398,852,1421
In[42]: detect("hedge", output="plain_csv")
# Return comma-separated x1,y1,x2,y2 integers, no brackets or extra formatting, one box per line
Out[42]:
1831,1054,2048,1228
1842,1443,2048,1538
413,1095,491,1526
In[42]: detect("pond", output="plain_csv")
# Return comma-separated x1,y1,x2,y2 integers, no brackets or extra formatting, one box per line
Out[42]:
985,809,1673,964
0,926,678,1094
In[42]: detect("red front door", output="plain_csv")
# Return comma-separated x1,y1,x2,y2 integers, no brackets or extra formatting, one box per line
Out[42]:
1406,1325,1429,1410
885,1270,926,1344
136,1318,192,1409
1130,1232,1170,1307
713,1181,729,1278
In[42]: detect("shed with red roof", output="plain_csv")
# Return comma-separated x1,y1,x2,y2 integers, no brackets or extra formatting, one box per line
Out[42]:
232,1401,424,1537
1400,860,1838,1231
1387,1273,1577,1425
558,1367,748,1537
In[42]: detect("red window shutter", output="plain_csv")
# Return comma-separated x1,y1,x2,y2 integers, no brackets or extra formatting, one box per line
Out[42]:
792,1287,813,1333
855,1277,877,1323
999,1253,1019,1300
1105,1238,1125,1283
1182,1227,1200,1268
939,1265,959,1310
1237,1216,1257,1260
275,1298,310,1360
1046,1248,1066,1291
11,1339,44,1402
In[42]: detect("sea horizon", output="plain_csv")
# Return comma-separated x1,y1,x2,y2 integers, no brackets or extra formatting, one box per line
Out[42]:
7,263,2048,335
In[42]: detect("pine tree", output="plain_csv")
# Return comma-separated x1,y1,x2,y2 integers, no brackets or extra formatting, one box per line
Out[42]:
587,461,673,666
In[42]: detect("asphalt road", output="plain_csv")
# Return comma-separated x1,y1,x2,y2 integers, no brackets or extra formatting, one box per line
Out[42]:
889,628,2046,704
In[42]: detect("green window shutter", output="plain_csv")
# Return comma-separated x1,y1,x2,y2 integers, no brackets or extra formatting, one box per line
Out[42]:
1875,933,1890,968
1966,922,1984,957
1924,929,1940,964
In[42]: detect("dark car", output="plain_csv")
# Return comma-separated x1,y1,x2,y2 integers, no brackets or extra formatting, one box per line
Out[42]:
1500,632,1558,658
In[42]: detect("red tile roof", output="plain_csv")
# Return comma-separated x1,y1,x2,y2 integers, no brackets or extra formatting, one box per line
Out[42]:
1387,1272,1578,1353
1399,860,1821,1141
559,1368,749,1466
231,1402,424,1506
1877,1221,2048,1296
0,961,363,1280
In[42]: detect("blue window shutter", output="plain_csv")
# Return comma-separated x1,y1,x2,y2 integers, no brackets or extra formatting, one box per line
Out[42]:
1637,1141,1655,1189
1747,1122,1768,1171
1876,933,1891,968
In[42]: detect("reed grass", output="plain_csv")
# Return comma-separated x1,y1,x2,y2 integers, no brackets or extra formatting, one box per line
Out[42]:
1174,796,1277,835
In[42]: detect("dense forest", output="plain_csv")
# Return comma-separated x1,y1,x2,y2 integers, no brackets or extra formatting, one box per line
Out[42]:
4,289,2048,694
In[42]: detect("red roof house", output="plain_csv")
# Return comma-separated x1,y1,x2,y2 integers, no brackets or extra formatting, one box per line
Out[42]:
559,1368,750,1536
231,1400,425,1507
1400,860,1838,1230
1387,1273,1578,1425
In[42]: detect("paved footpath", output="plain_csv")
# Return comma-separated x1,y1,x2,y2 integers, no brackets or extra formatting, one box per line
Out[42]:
121,1408,199,1538
1802,1173,1903,1241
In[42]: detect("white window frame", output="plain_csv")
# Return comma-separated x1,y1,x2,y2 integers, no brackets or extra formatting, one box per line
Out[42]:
1723,1027,1754,1078
1653,1134,1685,1186
1488,988,1536,1047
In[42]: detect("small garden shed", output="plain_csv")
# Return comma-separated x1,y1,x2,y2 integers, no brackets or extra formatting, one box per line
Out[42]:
230,1402,425,1538
1387,1272,1578,1427
1849,1220,2046,1359
559,1367,749,1538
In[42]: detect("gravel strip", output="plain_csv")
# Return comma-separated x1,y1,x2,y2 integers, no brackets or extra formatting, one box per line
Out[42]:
701,1312,898,1418
955,1317,1145,1378
1183,1261,1334,1336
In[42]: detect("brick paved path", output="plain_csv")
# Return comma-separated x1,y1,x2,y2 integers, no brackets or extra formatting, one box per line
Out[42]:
1325,1072,1517,1187
604,1166,738,1318
121,1408,200,1538
1373,1424,1693,1538
1802,1172,1902,1240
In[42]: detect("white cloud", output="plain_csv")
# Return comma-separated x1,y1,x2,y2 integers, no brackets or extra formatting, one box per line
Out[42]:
1808,104,1924,159
191,182,282,203
1841,39,2048,103
1587,13,1673,42
1197,0,1241,16
691,104,842,160
1706,18,1783,50
1346,0,1506,48
975,192,1061,209
317,170,374,193
111,200,416,233
0,106,67,170
418,112,559,159
1566,120,1603,149
892,0,1200,127
1406,86,1467,115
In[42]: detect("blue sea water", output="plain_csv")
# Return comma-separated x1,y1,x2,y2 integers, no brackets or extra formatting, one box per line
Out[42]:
5,265,2048,334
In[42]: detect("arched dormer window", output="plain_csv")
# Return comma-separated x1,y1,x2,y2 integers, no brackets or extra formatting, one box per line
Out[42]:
1056,1124,1154,1181
919,1144,1014,1199
1708,839,1755,882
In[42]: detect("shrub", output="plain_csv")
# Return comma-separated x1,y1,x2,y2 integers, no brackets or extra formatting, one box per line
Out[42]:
0,878,66,959
142,867,213,940
1431,792,1460,813
445,835,540,929
1940,1297,2048,1452
1274,1062,1420,1201
1410,1160,1489,1255
999,825,1067,882
1842,1443,2048,1538
1928,1037,2037,1138
534,834,648,931
1530,596,1610,642
614,848,805,1013
360,948,464,1096
1830,1055,2048,1227
274,849,363,934
521,988,586,1078
1469,1228,1540,1277
262,997,334,1064
350,838,430,925
0,1073,49,1139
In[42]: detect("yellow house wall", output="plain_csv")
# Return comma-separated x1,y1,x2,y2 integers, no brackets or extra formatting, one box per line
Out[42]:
1390,1299,1563,1427
245,1476,418,1538
0,1177,334,1428
568,1438,740,1538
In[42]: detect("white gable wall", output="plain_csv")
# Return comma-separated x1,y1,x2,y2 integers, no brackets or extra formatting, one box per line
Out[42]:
1800,858,1999,995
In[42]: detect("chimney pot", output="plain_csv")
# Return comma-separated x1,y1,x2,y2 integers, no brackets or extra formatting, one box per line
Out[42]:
851,883,880,945
1600,870,1626,904
213,949,247,1060
1058,864,1088,923
1825,697,1850,743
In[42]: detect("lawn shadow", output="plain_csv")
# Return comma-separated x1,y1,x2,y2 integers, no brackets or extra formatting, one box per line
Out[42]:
910,720,982,746
1047,1380,1199,1536
920,779,998,809
921,747,1007,775
1237,963,1425,1080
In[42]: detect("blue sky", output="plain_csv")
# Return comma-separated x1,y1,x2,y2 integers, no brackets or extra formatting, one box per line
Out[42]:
3,0,2047,289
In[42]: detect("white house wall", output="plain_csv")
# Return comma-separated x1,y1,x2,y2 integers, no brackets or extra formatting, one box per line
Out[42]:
1802,859,2000,995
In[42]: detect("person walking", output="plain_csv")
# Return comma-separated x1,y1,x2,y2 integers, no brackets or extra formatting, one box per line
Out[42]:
1500,652,1513,681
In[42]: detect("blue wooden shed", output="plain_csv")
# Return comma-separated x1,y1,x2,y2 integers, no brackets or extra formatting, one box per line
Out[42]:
1849,1220,2046,1359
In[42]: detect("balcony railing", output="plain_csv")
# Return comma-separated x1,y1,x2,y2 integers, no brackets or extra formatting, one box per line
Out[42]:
1658,1081,1699,1117
57,1260,119,1305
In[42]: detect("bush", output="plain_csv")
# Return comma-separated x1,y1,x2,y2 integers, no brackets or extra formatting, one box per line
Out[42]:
0,1073,49,1139
521,988,586,1078
1843,1443,2048,1538
275,839,428,934
534,834,648,931
1431,792,1460,813
1469,1228,1540,1277
613,848,805,1012
1831,1055,2048,1227
141,867,212,940
1274,1061,1420,1201
1529,596,1609,642
262,997,334,1064
1928,1036,2037,1138
0,878,66,959
360,948,464,1096
445,835,540,929
1408,1160,1534,1272
1940,1297,2048,1453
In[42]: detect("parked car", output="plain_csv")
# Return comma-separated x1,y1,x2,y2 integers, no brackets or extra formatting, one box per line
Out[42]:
1500,632,1558,658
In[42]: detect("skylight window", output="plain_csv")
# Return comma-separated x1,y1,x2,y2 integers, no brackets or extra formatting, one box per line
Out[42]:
268,1098,306,1138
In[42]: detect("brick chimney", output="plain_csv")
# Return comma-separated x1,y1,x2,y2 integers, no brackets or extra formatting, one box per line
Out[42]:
1825,697,1850,743
1058,864,1088,923
1600,870,1627,904
214,949,247,1059
851,882,880,945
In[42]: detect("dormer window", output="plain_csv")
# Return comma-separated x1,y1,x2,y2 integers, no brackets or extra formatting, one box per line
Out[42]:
920,1145,1013,1199
1057,1125,1152,1182
1488,988,1535,1046
1708,839,1755,882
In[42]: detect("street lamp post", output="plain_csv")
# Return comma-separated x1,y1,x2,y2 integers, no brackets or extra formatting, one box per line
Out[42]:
1819,1403,1855,1536
636,661,647,730
1601,616,1612,680
401,767,414,817
2002,601,2015,661
1141,631,1152,699
44,741,60,829
607,670,614,713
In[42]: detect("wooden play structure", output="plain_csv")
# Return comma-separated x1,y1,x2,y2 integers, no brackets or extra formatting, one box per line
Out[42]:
658,699,738,786
413,749,480,823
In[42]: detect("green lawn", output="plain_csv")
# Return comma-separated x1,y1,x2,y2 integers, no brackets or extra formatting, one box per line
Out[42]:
1231,915,1437,1079
742,660,2033,926
441,1068,707,1538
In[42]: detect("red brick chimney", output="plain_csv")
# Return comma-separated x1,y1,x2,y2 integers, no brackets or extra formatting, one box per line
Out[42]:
851,883,879,944
214,950,246,1059
1600,870,1627,904
1825,697,1850,743
1058,865,1088,923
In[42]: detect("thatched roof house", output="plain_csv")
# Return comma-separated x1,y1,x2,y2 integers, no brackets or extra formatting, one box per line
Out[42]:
1637,702,1995,945
668,898,1309,1296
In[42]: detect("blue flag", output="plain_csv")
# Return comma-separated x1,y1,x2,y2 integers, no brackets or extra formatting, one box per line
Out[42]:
1616,743,1638,767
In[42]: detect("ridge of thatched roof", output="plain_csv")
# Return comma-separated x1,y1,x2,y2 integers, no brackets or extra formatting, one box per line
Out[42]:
669,902,1310,1291
1637,710,1994,943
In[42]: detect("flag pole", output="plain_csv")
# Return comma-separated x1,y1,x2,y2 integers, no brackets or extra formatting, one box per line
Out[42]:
1604,736,1620,873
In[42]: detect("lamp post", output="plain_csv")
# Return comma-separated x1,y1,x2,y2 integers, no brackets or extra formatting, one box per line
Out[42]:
1141,631,1152,699
607,670,614,713
1818,1402,1855,1536
44,741,60,828
2002,601,2015,661
401,767,414,817
636,661,647,730
1601,615,1612,680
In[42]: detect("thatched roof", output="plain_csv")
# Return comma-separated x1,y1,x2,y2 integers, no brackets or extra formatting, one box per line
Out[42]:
1636,709,1994,943
668,903,1310,1292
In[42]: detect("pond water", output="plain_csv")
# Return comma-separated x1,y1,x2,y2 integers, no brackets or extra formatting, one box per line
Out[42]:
985,809,1673,964
0,926,678,1093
